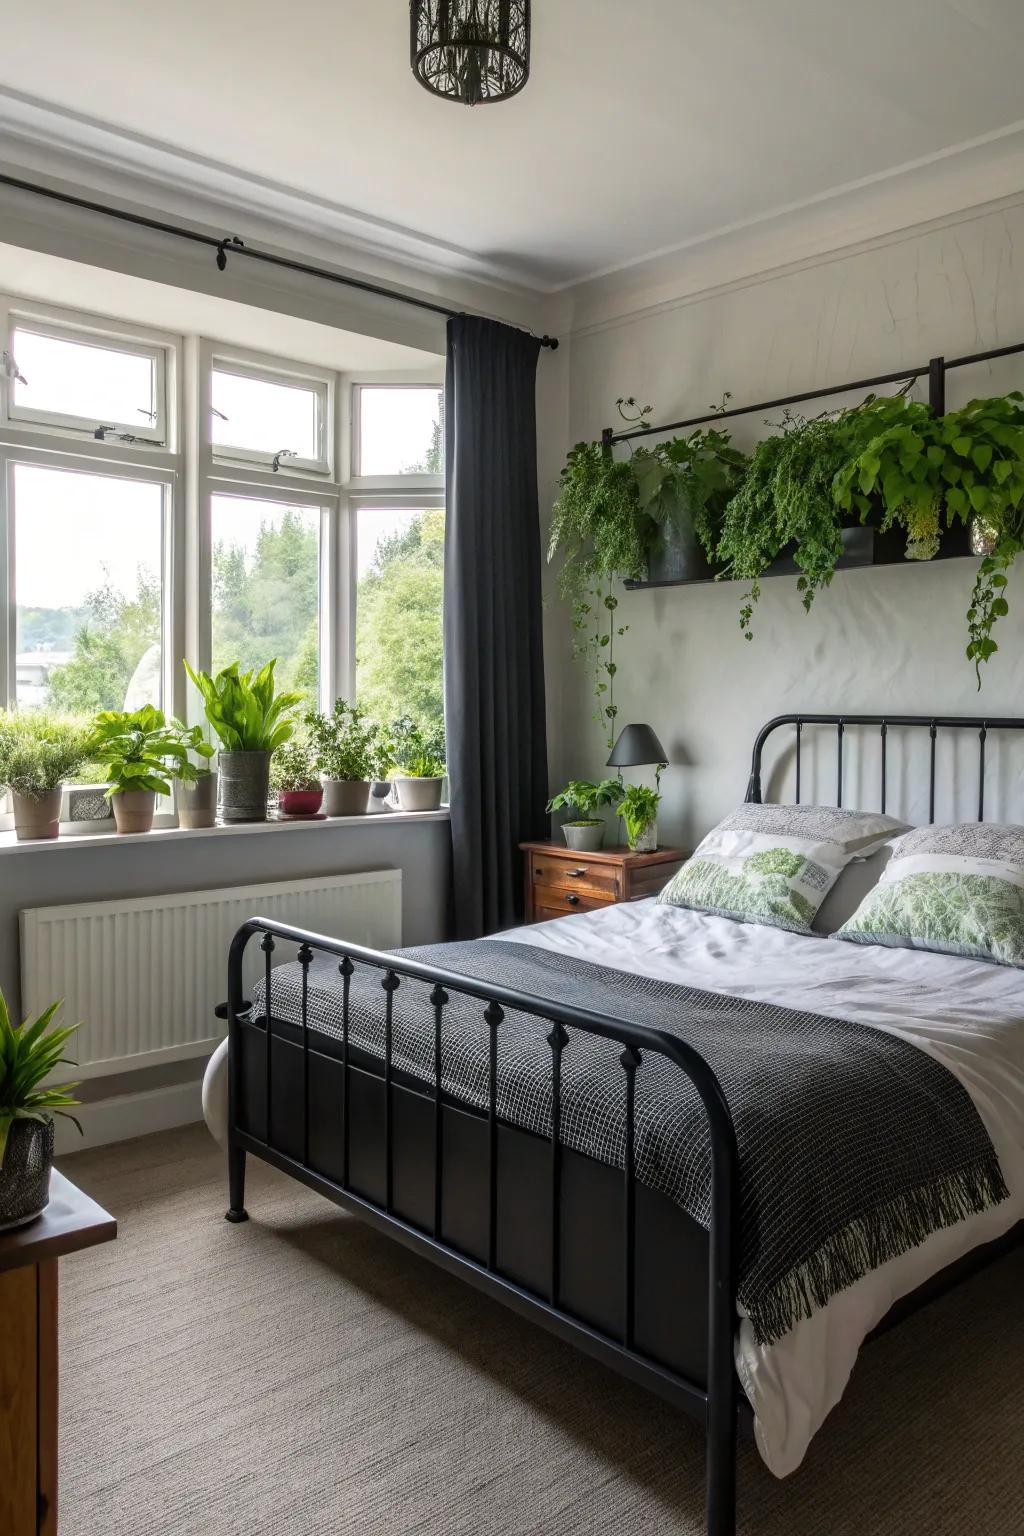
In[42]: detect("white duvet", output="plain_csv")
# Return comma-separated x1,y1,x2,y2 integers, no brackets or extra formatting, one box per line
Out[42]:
491,898,1024,1478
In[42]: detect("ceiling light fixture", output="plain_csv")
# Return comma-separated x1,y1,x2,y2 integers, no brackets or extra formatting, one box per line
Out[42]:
410,1,530,106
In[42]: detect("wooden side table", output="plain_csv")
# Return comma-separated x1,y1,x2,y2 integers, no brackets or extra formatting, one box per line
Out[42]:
0,1169,116,1535
520,840,688,924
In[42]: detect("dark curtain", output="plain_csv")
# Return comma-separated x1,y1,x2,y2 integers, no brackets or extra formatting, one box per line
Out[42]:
444,314,549,937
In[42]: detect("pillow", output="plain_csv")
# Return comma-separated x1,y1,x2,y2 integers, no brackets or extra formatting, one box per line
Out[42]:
835,822,1024,968
659,804,908,935
812,845,892,935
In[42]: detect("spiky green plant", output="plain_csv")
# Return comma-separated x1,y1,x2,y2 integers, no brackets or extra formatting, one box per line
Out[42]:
184,659,303,753
0,712,93,798
0,991,82,1166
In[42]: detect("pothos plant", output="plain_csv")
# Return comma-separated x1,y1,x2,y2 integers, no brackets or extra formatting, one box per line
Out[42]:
836,392,1024,684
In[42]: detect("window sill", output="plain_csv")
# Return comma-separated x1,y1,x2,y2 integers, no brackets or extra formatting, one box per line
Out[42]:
0,806,450,854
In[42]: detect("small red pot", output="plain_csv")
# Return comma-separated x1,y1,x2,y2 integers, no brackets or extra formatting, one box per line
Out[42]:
278,788,324,817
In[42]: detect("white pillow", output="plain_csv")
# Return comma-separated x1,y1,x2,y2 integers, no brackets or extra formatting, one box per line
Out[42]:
660,804,908,935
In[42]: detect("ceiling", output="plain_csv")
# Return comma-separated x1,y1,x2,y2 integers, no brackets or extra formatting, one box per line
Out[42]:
2,1,1023,291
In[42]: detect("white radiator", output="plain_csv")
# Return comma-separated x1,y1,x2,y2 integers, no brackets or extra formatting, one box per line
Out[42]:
20,869,402,1080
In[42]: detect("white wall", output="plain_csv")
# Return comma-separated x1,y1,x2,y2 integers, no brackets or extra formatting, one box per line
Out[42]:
548,200,1024,849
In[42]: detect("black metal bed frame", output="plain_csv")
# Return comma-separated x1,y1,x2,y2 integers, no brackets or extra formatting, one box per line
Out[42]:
223,714,1024,1536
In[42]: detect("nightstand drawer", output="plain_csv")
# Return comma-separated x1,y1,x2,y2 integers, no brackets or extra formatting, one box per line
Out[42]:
533,889,614,921
530,858,621,900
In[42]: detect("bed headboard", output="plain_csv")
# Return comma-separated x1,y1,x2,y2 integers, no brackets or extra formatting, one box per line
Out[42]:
745,714,1024,822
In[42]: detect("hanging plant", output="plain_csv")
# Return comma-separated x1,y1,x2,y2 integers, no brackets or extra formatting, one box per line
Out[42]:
837,393,1024,684
716,393,923,636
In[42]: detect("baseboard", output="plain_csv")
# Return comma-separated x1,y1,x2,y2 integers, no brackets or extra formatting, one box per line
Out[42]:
54,1079,204,1154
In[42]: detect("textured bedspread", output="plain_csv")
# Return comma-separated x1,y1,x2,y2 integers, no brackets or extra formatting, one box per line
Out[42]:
248,936,1008,1347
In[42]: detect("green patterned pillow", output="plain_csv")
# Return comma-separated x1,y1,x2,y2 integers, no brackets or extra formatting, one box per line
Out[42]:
836,822,1024,968
659,804,907,935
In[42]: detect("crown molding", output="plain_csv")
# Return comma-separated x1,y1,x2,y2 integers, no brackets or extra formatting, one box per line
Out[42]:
0,85,542,299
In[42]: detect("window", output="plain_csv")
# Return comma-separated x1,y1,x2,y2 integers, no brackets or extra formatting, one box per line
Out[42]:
7,319,167,442
13,463,165,713
211,359,329,472
356,385,443,475
210,495,322,698
355,507,444,723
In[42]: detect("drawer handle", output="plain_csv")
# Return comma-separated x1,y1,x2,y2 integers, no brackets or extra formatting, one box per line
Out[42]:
565,893,580,905
566,868,587,878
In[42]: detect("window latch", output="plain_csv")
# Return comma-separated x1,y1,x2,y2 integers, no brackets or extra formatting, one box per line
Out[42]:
272,448,298,473
1,349,26,385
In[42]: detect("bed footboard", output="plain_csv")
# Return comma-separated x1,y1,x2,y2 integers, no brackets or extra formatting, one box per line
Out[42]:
223,915,741,1536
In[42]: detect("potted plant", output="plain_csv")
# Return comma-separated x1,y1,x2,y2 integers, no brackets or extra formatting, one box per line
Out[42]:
88,704,196,834
545,777,624,852
616,783,662,852
389,716,446,812
0,990,82,1230
185,660,303,823
0,712,92,841
174,724,218,829
305,699,379,816
271,740,324,817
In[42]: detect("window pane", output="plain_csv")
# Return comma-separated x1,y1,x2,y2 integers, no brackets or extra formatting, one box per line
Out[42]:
12,328,157,430
358,386,443,475
14,464,163,713
355,507,444,725
211,369,321,461
211,495,320,701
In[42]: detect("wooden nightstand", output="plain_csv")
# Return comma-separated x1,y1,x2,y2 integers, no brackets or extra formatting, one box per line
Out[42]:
520,840,688,924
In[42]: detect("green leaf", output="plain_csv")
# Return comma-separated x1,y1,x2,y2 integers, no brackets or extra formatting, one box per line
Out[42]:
972,443,993,473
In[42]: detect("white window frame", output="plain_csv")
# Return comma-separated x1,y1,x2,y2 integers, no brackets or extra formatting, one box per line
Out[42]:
349,376,445,493
208,344,334,478
1,298,176,449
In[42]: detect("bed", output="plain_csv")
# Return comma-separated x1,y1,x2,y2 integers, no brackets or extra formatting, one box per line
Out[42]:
211,713,1024,1536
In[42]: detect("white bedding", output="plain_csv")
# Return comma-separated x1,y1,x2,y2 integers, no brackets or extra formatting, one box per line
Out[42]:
491,898,1024,1478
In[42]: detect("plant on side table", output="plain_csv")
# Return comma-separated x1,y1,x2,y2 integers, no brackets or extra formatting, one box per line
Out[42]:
0,711,93,841
88,705,197,834
616,782,662,853
546,777,623,852
305,699,380,816
0,989,82,1229
389,716,447,812
185,660,303,823
271,739,324,817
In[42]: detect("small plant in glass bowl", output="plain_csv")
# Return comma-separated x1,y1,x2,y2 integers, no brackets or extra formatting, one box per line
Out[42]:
0,989,82,1228
305,699,380,817
545,777,623,852
616,782,662,852
0,711,93,841
389,717,447,812
271,739,324,818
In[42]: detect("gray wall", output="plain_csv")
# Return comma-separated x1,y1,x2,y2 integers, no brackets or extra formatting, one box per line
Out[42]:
545,201,1024,849
1,818,451,1100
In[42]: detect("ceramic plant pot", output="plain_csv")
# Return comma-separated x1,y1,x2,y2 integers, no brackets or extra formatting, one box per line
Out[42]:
322,779,370,816
393,777,444,812
0,1117,54,1231
11,786,63,841
630,819,658,853
175,770,218,830
218,750,271,823
562,820,605,852
111,789,156,834
278,788,324,817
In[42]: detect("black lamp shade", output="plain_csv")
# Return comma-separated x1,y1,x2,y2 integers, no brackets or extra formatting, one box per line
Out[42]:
606,723,668,768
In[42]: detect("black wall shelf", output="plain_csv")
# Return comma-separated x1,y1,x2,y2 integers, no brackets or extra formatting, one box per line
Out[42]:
607,338,1024,593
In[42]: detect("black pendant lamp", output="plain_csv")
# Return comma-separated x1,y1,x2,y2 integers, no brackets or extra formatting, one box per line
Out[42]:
410,1,531,106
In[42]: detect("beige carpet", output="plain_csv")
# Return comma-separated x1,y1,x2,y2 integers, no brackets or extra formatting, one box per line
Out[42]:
56,1124,1023,1536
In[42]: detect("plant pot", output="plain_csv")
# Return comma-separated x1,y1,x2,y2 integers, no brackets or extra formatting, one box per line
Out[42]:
278,788,324,816
11,785,63,841
393,777,444,813
370,780,392,800
322,779,370,816
111,788,156,834
646,500,716,583
562,820,605,852
219,750,271,823
0,1117,54,1231
629,819,658,853
175,770,218,830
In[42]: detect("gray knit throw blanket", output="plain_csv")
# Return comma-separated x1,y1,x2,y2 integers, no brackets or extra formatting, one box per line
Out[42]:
250,938,1009,1345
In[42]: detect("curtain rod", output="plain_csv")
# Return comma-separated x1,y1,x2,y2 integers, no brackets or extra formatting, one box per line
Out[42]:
0,171,559,350
605,338,1024,445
